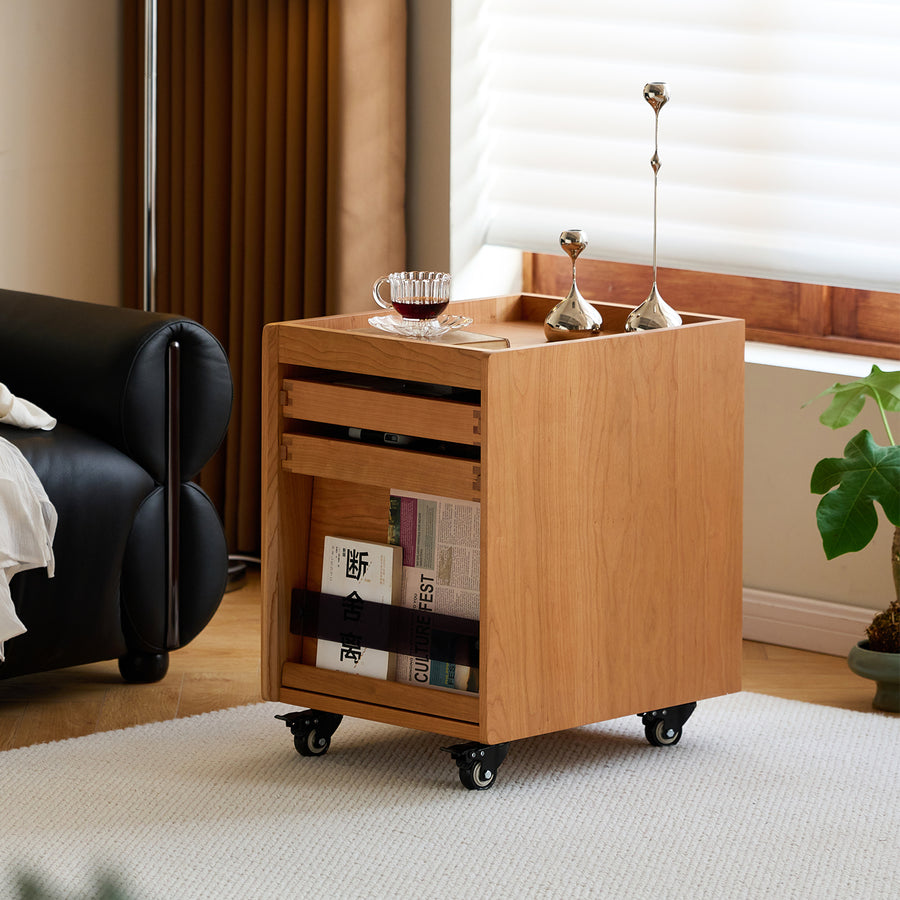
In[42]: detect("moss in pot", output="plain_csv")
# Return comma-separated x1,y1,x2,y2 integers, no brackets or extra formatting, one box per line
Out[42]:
807,365,900,712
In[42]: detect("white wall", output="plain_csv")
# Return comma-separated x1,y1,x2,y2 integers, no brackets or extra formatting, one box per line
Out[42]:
0,0,122,306
408,0,897,622
744,354,895,610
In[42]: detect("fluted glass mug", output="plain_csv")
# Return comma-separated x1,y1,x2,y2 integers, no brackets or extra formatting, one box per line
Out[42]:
372,271,451,324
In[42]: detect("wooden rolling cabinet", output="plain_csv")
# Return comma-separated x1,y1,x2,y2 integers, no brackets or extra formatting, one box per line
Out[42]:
262,294,745,787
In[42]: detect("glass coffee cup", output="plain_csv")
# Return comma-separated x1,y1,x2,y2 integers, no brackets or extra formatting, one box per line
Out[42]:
372,271,451,327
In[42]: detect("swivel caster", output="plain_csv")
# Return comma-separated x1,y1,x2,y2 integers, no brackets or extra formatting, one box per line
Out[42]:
639,701,697,747
275,709,343,757
442,741,510,791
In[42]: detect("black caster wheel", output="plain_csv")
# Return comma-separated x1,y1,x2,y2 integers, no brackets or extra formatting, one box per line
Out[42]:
458,759,498,790
443,740,510,791
294,727,332,757
645,719,682,746
276,710,343,758
639,701,697,748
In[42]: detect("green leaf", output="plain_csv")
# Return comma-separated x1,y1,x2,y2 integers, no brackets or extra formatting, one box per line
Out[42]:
807,365,900,430
810,429,900,559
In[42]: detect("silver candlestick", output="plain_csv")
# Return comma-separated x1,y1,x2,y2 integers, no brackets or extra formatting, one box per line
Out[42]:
625,82,682,332
544,229,604,341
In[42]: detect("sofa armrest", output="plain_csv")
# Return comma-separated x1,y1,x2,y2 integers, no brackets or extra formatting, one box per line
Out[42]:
0,289,232,482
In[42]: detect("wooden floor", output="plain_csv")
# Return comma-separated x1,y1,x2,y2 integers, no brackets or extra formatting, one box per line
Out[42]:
1,571,895,751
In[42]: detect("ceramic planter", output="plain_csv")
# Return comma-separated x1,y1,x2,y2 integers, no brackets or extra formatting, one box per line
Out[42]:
847,641,900,712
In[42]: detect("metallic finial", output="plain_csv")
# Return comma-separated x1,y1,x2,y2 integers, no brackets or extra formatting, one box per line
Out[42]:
544,229,604,340
643,82,670,114
559,229,588,257
626,82,682,332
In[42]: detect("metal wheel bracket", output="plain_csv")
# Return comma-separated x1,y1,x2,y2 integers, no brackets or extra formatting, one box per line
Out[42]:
275,709,343,744
638,701,697,739
442,741,511,780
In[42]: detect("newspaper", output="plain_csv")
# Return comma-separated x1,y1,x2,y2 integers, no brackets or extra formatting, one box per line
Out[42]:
315,536,402,680
389,490,480,693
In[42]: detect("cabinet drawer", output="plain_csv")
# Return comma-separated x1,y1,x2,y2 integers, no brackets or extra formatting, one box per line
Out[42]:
282,433,482,501
283,379,481,446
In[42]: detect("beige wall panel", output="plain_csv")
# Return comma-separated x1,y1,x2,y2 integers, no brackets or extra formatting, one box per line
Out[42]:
0,0,122,306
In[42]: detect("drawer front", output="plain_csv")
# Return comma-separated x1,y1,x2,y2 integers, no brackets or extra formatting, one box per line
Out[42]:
283,379,481,446
277,325,486,390
282,434,482,501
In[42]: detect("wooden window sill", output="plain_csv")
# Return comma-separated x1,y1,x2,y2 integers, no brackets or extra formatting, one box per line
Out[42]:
523,253,900,361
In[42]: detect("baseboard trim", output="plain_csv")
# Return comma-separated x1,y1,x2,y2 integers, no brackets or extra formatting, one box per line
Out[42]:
743,588,877,658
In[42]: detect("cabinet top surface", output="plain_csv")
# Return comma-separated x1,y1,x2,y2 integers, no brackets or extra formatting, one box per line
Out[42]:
270,293,743,354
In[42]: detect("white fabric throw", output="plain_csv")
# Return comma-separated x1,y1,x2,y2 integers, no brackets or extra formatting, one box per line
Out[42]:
0,436,57,659
0,382,56,430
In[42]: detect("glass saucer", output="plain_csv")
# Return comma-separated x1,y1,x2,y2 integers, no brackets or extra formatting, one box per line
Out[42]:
368,313,474,339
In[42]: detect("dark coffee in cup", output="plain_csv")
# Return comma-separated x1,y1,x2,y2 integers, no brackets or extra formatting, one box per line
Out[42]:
392,297,450,320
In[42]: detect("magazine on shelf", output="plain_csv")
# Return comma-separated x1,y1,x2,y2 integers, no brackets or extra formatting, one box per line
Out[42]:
315,536,402,679
389,490,480,693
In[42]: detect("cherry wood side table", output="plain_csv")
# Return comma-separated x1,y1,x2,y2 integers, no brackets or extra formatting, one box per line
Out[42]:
262,293,744,789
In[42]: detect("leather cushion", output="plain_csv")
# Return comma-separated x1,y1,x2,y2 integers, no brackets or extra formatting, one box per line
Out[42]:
120,482,228,652
0,289,232,482
0,423,155,677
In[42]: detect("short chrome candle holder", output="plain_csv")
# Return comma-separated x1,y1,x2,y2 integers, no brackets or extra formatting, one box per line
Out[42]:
544,229,604,341
625,82,682,332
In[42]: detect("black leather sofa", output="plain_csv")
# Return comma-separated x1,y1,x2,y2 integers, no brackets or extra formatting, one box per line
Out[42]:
0,289,232,682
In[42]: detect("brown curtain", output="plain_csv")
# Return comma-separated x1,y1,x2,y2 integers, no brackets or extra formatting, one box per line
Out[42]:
124,0,407,554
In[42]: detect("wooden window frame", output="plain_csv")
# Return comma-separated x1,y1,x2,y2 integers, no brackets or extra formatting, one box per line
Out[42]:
523,253,900,361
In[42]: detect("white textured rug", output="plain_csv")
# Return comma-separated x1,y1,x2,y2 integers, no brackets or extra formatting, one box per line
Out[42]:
1,693,897,899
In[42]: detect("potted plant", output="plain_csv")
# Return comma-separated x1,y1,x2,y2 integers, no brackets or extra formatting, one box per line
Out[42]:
807,365,900,712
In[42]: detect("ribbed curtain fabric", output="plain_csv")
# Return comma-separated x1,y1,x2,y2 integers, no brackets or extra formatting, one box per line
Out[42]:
465,0,900,294
127,0,406,554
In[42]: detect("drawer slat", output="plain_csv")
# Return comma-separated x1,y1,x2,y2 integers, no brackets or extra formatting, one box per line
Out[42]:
282,434,481,501
283,379,481,445
282,662,480,725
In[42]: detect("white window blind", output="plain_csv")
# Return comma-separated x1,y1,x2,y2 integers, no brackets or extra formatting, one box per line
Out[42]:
454,0,900,294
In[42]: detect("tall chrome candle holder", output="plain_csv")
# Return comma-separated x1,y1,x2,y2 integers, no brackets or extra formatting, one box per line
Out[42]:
544,229,604,341
625,82,682,332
